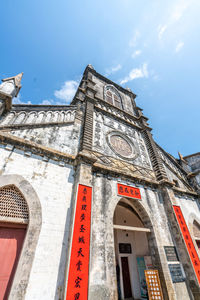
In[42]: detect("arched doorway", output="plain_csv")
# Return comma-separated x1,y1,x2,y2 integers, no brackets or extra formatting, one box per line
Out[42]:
0,175,42,299
0,185,28,300
113,199,152,300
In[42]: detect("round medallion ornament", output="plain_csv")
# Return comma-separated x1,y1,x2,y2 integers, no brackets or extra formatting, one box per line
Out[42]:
107,131,137,160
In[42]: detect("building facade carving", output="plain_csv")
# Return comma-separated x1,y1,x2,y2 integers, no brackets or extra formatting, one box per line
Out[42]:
0,65,199,300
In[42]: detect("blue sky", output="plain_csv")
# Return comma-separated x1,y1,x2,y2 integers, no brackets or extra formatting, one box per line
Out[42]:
1,0,200,157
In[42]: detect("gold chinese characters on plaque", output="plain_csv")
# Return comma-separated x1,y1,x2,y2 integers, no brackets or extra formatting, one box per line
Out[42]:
144,270,163,300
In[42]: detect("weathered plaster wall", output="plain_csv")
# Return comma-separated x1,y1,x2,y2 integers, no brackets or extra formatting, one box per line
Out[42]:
164,164,188,189
185,155,200,186
0,146,74,300
9,123,80,155
0,107,81,156
175,194,200,227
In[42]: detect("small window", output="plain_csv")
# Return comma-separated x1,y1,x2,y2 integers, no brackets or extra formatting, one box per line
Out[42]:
105,85,122,109
196,240,200,251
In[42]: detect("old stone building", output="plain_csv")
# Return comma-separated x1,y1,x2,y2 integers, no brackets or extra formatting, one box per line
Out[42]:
0,65,200,300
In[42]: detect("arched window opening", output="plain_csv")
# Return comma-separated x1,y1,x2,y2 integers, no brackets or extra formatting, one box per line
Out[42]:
0,185,28,299
193,220,200,253
105,85,123,109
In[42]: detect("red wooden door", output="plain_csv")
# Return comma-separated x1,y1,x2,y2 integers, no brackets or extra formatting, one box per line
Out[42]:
0,227,26,300
121,256,132,298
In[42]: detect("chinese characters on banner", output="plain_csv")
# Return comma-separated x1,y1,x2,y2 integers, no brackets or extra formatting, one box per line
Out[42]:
145,270,163,300
173,205,200,284
66,184,92,300
117,183,141,200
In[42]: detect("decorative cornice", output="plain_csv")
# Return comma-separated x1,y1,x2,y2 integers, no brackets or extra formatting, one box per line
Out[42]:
12,104,77,112
172,186,198,197
95,102,142,131
0,121,74,131
184,152,200,159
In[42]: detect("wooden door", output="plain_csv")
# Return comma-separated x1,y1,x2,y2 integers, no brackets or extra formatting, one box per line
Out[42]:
0,226,26,300
121,256,132,299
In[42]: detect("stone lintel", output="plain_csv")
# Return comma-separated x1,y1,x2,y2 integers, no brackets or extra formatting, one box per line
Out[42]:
0,121,75,131
93,163,159,186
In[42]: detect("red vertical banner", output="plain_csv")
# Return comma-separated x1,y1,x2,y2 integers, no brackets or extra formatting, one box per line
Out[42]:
173,205,200,285
66,184,92,300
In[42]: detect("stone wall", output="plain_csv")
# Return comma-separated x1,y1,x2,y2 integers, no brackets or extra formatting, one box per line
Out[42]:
185,154,200,187
0,145,74,300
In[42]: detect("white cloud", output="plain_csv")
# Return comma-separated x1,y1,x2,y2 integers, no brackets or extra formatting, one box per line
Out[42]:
129,30,140,48
13,94,32,104
54,80,79,103
158,0,193,40
120,63,148,85
172,0,190,22
105,64,122,76
158,25,167,40
175,41,184,53
131,50,142,58
40,99,53,105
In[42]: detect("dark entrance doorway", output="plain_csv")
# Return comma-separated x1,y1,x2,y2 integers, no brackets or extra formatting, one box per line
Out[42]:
0,226,26,300
114,200,151,299
121,257,132,298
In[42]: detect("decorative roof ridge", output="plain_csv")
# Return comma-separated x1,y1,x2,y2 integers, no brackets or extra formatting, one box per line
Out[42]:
12,104,77,111
184,152,200,159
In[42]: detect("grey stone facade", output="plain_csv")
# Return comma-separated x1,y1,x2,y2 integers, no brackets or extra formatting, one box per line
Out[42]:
0,66,199,300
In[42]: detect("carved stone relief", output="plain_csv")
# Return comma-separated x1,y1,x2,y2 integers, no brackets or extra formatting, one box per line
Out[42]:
106,131,137,160
92,112,152,169
82,149,156,181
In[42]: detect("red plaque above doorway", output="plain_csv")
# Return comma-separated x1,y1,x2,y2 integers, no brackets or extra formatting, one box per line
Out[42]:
117,183,141,200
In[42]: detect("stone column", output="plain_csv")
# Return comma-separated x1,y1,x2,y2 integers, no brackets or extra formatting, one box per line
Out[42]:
88,175,118,300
